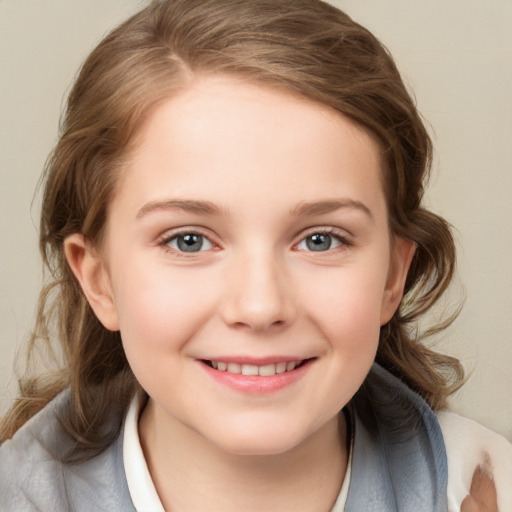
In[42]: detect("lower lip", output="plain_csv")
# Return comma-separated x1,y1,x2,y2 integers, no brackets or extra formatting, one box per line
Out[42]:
200,360,313,394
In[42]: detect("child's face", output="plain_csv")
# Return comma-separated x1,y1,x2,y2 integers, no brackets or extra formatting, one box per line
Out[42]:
76,76,413,455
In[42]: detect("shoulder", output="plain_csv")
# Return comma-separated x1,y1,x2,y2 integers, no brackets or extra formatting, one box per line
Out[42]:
437,410,512,512
0,391,73,509
0,391,135,511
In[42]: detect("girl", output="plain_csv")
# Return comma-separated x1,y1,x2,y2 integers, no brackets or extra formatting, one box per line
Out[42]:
1,0,510,510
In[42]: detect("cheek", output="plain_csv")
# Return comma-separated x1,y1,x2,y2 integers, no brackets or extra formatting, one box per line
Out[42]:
299,263,389,396
305,265,388,342
110,262,220,375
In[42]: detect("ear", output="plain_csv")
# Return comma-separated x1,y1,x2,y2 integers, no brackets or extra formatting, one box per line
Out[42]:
64,233,120,331
380,237,416,325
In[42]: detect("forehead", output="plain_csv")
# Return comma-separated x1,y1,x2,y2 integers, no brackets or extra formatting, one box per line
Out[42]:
113,76,386,220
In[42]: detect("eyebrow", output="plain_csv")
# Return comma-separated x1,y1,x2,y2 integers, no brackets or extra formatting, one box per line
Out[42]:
136,197,372,220
291,198,373,219
136,199,226,219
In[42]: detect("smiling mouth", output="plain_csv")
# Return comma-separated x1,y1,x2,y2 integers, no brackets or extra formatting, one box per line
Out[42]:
202,359,311,376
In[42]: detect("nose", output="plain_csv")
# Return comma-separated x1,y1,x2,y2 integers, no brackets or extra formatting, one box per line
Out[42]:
220,251,296,332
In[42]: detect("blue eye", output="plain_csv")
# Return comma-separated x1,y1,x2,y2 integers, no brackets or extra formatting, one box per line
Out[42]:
166,233,214,253
297,232,343,252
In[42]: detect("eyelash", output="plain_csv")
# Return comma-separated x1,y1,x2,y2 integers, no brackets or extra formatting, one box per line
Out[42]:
157,227,352,255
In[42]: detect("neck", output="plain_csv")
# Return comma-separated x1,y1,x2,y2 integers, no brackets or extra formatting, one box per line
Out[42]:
139,400,348,512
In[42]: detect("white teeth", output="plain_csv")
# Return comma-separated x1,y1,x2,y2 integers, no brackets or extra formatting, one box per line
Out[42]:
276,362,287,374
209,360,303,375
259,364,276,376
227,362,241,373
241,364,259,376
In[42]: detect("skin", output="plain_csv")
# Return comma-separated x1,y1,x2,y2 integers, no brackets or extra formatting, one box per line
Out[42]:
461,462,498,512
66,76,415,511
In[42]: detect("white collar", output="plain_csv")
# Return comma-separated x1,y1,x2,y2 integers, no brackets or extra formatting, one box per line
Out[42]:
123,395,165,512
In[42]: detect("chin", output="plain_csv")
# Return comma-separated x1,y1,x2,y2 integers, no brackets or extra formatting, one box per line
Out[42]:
215,435,300,457
204,419,317,457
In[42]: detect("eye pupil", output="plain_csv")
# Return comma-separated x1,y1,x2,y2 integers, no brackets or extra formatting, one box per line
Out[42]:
177,234,203,252
306,234,332,251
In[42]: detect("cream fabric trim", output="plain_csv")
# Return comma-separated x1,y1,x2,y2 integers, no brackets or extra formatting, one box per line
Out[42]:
123,396,165,512
330,431,352,511
438,411,512,512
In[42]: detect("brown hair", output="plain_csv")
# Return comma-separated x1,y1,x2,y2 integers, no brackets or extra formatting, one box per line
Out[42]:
1,0,463,455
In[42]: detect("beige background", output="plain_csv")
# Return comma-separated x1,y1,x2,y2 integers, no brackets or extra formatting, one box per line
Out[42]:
1,0,511,441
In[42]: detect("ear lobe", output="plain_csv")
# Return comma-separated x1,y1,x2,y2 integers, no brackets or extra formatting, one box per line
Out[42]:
380,237,416,325
64,233,120,331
